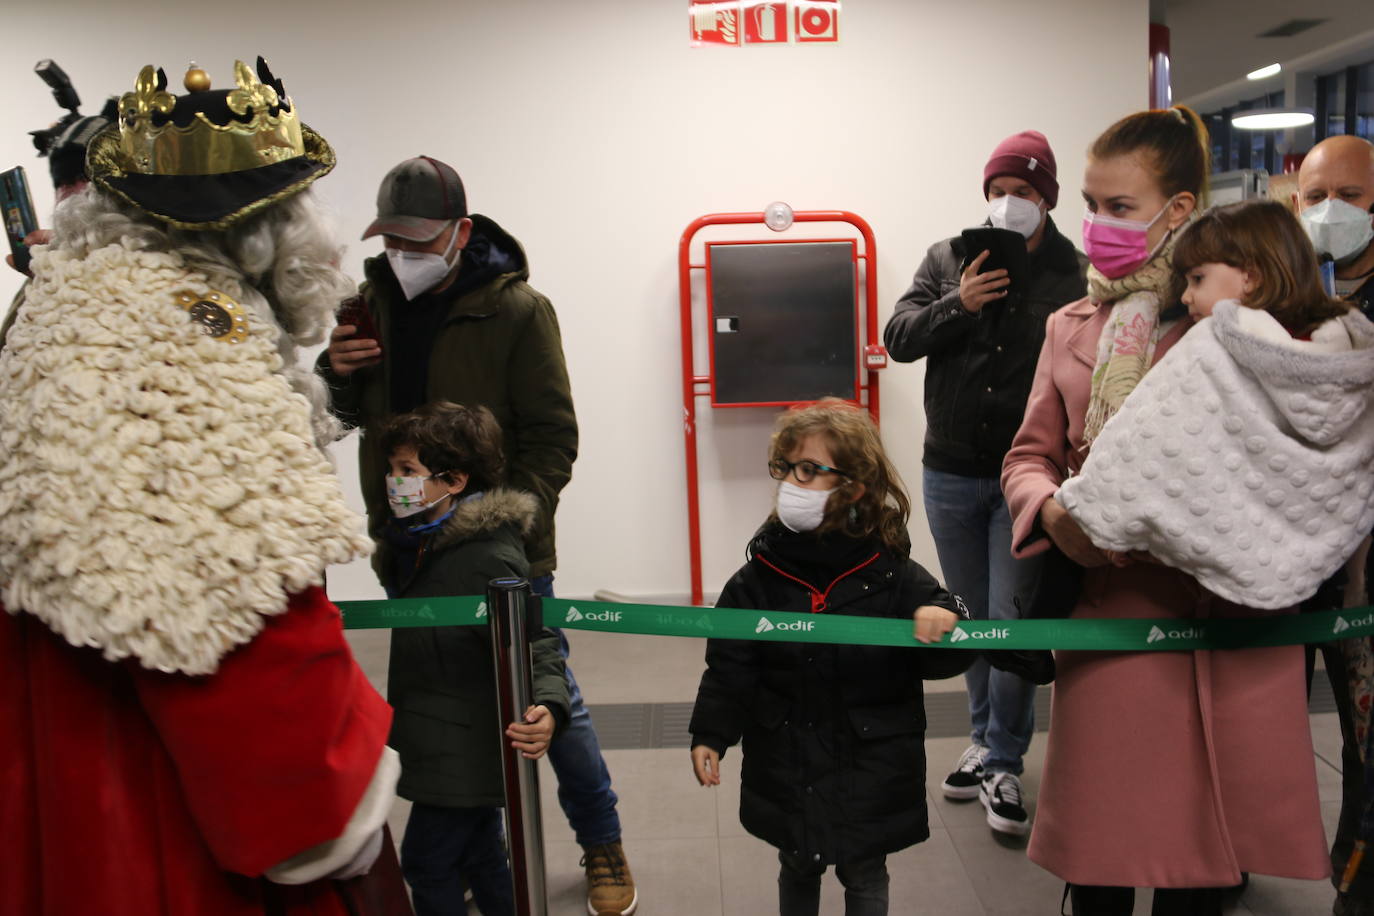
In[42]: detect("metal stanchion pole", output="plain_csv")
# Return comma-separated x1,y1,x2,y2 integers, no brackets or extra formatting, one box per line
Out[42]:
488,577,548,916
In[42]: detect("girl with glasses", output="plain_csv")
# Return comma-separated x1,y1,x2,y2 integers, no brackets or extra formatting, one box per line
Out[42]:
688,398,972,916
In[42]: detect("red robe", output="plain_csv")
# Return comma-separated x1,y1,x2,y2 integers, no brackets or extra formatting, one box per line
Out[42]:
0,586,394,915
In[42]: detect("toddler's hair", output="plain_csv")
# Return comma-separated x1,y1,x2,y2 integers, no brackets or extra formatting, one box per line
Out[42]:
769,398,910,550
1172,199,1350,335
379,401,505,492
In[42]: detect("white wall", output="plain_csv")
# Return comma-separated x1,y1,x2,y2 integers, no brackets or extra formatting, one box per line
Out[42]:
5,0,1146,601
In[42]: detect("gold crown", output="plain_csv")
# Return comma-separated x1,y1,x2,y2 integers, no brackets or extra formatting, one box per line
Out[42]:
116,60,305,176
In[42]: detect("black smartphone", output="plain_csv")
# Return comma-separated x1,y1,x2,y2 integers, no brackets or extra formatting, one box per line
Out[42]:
2,167,40,275
960,227,1029,294
336,294,383,352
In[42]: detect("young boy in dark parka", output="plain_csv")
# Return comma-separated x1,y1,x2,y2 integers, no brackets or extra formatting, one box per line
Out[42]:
377,401,570,916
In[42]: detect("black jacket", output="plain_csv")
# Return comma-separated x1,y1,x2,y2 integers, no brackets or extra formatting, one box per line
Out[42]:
883,218,1087,477
380,488,570,809
689,523,972,865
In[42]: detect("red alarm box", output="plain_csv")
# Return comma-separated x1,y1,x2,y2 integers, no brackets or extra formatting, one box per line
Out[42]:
863,344,888,369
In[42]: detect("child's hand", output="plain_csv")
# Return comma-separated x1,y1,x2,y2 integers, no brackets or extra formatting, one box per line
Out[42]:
913,605,959,644
506,705,554,760
691,745,721,787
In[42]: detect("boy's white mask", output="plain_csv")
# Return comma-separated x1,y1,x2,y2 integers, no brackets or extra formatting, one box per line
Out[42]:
386,474,450,518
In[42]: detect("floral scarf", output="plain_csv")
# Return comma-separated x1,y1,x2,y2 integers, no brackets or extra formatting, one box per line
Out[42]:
1082,230,1188,446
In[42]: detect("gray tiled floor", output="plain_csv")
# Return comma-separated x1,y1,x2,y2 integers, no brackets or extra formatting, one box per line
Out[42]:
346,627,1346,915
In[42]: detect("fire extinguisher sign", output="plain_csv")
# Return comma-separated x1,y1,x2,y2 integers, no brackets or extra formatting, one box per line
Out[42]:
690,1,840,46
743,3,788,44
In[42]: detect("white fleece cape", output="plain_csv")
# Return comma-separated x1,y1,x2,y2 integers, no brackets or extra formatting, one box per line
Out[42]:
0,243,372,674
1057,299,1374,610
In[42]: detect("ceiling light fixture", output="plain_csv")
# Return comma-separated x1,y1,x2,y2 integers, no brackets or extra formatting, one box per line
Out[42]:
1246,63,1281,80
1231,108,1315,130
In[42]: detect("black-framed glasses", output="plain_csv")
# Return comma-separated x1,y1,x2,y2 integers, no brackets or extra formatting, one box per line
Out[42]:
768,458,847,484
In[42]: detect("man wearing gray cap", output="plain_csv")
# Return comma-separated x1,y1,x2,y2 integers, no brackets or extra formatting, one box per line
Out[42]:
321,156,636,916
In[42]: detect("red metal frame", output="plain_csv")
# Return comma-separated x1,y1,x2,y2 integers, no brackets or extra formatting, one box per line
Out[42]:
679,210,879,605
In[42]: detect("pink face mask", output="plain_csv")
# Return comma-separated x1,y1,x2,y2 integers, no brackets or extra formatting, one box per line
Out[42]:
1081,198,1175,279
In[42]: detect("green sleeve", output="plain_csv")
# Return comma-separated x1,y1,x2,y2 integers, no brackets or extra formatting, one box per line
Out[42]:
504,292,578,520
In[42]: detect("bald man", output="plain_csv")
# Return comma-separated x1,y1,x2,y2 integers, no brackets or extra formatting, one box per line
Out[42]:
1295,135,1374,916
1295,135,1374,318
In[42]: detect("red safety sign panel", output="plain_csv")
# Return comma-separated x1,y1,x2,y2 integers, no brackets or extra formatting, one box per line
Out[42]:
743,2,788,44
795,0,840,42
690,0,742,46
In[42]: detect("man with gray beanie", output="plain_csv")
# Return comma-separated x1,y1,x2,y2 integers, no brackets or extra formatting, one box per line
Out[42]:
883,130,1086,839
321,156,636,916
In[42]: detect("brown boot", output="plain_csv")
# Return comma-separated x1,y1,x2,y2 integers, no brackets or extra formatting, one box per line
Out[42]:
580,840,637,915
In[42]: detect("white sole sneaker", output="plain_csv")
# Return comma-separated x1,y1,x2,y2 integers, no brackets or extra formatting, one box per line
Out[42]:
940,779,983,801
587,888,638,915
979,784,1031,836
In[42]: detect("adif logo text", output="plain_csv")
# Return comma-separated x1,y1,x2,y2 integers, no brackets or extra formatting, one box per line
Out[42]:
755,616,814,634
949,626,1007,642
565,606,622,624
1335,613,1374,635
1147,625,1207,644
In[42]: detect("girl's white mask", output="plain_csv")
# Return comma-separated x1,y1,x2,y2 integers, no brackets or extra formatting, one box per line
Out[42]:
776,481,832,533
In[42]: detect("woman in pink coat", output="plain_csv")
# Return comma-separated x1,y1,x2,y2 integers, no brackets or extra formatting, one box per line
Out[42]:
1001,106,1329,916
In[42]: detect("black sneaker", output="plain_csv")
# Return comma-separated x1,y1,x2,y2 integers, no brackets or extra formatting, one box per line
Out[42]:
980,771,1031,836
941,744,989,800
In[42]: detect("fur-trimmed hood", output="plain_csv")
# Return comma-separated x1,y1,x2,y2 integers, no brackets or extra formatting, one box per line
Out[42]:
0,242,372,674
377,487,538,598
430,488,538,551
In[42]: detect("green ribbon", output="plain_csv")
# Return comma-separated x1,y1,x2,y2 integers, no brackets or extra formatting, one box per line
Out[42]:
336,596,1374,652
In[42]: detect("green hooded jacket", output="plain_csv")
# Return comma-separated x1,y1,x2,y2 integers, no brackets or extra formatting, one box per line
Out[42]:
379,487,570,808
319,214,577,578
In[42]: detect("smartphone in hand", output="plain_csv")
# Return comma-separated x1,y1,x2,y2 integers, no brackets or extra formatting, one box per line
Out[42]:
2,167,40,275
960,227,1029,294
336,294,382,353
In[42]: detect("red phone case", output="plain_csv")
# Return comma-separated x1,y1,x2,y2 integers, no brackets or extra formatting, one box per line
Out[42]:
336,295,381,348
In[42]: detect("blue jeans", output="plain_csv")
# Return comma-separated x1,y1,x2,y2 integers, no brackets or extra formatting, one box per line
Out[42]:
922,468,1043,775
401,803,514,916
529,574,622,847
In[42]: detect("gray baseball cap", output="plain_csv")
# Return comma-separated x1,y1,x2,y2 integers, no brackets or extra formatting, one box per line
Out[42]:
361,155,467,242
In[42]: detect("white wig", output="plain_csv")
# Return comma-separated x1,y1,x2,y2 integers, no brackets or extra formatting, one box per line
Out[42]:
51,186,353,449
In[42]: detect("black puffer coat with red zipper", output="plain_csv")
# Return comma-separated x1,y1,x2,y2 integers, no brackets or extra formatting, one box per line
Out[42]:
689,521,972,865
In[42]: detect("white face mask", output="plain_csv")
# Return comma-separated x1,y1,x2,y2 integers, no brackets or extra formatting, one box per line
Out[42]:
386,222,463,301
386,474,452,519
776,481,832,533
988,195,1044,240
1300,198,1374,265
